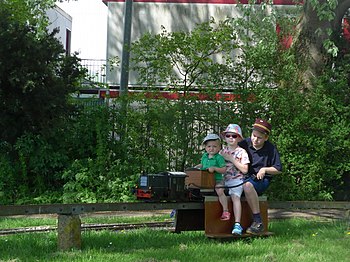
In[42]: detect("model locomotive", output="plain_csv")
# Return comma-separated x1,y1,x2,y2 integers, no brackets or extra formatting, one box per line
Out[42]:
134,169,216,201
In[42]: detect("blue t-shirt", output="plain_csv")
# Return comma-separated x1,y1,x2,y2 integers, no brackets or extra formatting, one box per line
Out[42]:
238,138,282,178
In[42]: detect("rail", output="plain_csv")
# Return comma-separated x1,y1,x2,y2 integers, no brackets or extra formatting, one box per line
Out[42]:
269,201,350,209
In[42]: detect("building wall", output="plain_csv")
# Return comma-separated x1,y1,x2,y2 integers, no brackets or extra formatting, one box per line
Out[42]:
105,0,297,87
47,6,72,54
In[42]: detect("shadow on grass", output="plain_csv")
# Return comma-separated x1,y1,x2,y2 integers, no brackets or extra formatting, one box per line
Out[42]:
82,218,345,251
0,218,347,261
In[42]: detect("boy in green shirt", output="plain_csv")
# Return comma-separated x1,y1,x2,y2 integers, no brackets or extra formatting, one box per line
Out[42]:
195,133,227,183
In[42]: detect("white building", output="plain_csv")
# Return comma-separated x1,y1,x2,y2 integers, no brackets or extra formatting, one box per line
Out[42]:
103,0,298,88
47,5,72,55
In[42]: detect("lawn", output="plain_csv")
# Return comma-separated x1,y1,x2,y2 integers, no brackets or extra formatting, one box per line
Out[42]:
0,217,349,261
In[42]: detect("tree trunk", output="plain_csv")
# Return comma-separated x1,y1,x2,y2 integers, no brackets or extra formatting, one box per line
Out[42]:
294,0,350,90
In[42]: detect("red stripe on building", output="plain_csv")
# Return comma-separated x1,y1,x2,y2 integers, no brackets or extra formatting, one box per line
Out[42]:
103,0,302,5
99,89,256,102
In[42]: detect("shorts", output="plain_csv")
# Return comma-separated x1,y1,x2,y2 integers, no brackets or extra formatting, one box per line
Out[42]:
246,177,270,195
225,179,243,197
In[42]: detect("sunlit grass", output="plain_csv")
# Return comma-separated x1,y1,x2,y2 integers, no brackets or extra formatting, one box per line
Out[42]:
0,217,57,229
0,218,349,261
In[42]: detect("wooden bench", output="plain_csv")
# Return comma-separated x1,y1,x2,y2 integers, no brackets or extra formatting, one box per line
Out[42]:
204,195,271,238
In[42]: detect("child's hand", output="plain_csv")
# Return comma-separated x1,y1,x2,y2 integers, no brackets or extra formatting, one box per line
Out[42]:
256,168,267,180
208,167,215,173
221,151,235,163
220,151,230,161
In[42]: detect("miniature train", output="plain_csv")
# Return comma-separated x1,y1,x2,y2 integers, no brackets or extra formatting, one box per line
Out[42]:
133,169,216,201
133,170,273,238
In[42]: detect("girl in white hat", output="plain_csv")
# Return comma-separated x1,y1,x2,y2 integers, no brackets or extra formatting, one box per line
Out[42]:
217,124,250,235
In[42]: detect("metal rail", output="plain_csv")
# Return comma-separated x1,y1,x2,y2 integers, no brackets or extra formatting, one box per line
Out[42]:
0,201,349,217
269,201,350,209
0,202,204,216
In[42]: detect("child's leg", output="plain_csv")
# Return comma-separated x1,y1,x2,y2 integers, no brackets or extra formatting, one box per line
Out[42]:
231,195,243,235
215,185,228,212
229,184,243,234
231,194,242,223
215,182,230,220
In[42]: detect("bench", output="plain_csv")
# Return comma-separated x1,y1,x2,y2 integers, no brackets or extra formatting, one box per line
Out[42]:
204,195,270,238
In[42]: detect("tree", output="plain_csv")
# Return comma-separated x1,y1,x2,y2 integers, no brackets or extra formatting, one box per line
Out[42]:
294,0,350,88
0,0,86,203
1,0,55,33
128,2,350,201
0,0,85,144
130,18,241,170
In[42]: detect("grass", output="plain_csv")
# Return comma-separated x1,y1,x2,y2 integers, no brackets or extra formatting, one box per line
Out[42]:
0,216,349,262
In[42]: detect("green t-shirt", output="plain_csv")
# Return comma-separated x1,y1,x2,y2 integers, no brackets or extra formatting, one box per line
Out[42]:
201,152,226,181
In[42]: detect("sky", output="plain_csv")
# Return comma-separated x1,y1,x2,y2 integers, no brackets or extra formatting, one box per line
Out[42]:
56,0,108,60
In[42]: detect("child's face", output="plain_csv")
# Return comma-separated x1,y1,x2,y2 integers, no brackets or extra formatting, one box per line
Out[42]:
251,130,268,149
224,132,242,146
205,140,221,156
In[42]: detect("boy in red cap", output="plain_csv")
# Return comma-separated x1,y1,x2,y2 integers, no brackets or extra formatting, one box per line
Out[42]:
238,118,282,234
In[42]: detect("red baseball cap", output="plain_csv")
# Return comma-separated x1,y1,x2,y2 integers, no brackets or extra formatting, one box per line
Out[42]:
252,118,271,135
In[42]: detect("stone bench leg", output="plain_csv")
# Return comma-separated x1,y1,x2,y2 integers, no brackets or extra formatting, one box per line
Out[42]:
57,214,81,250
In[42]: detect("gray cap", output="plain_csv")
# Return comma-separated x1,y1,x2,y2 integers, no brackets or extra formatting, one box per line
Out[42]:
202,133,221,144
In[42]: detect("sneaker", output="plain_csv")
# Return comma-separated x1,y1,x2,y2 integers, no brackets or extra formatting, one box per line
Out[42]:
246,222,264,235
232,223,243,235
220,211,231,221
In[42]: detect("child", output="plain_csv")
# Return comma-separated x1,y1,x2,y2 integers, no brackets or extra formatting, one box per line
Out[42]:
238,118,282,234
216,124,249,235
195,134,226,184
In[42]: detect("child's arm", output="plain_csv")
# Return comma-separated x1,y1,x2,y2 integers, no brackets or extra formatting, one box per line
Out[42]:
231,159,248,174
221,152,248,174
194,164,203,169
208,166,226,174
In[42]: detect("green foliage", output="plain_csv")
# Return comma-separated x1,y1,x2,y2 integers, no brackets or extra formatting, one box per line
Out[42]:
127,3,350,201
0,2,86,144
267,48,350,201
0,0,56,37
2,1,350,203
60,104,140,203
0,0,86,203
131,18,238,91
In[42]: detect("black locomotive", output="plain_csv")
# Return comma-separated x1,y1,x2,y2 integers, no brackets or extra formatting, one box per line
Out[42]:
134,170,214,201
